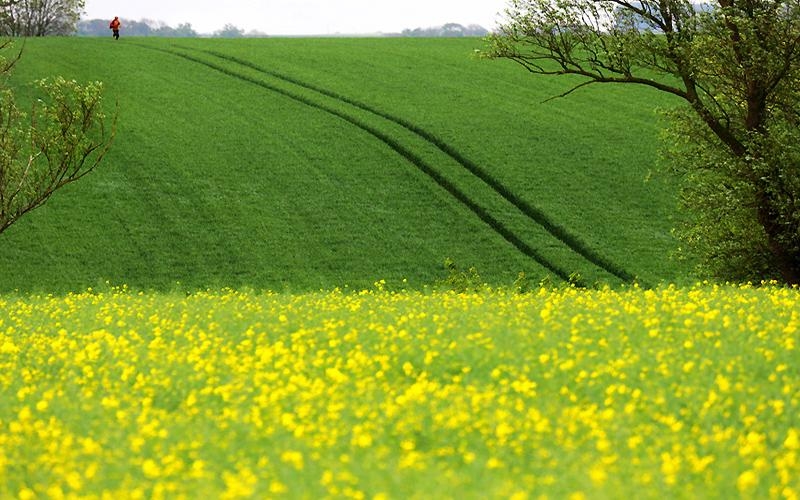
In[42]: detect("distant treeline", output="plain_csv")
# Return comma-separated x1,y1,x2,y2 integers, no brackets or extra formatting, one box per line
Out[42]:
399,23,489,37
77,19,488,38
77,19,253,38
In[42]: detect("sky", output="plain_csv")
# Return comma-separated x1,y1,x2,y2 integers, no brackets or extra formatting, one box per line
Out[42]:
83,0,510,36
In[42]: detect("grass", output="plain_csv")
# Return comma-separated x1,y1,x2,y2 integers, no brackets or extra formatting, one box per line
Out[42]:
1,37,687,292
1,284,798,498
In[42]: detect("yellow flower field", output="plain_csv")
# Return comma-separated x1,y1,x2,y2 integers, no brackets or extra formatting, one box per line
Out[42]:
1,284,798,498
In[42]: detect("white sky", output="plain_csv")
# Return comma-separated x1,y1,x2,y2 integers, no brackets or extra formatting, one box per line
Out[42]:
83,0,509,35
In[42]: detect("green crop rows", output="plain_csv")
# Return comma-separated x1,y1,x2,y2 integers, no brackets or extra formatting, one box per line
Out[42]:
1,37,685,292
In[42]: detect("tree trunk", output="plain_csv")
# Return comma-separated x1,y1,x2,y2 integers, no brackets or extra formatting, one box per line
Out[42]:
745,80,767,132
755,189,800,284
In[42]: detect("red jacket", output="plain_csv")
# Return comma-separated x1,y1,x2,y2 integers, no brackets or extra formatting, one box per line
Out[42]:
110,18,121,30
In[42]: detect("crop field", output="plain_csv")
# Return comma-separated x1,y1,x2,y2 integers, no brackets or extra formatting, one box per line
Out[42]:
1,37,686,292
1,284,798,498
4,37,794,499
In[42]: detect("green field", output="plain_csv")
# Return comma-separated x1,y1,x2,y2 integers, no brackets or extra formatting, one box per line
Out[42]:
1,37,686,292
3,36,799,500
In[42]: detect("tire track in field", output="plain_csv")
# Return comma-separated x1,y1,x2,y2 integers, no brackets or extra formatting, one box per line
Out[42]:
134,43,576,282
194,48,638,285
136,44,612,285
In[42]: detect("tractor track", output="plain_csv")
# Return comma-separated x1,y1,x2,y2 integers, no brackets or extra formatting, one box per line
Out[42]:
192,48,637,285
135,42,640,285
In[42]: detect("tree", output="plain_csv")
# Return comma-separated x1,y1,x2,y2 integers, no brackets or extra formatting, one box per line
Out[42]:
0,40,114,235
484,0,800,284
118,19,153,37
75,17,107,36
164,22,198,38
214,23,244,38
0,0,84,36
400,23,489,37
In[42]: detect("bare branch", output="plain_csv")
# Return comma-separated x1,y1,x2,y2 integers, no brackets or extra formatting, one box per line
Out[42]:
542,79,597,102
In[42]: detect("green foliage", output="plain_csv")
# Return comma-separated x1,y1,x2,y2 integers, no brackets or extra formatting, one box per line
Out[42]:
437,258,485,293
663,107,800,283
662,109,771,281
0,41,113,235
513,271,531,294
748,119,800,260
0,0,85,36
487,0,800,284
0,38,687,292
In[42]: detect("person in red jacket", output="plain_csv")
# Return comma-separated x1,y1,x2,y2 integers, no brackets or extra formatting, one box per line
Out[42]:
109,17,121,40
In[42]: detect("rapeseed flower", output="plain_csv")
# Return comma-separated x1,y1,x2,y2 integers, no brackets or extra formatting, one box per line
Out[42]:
0,284,798,497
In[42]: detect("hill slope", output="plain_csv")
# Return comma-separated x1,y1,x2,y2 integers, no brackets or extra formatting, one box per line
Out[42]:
0,37,687,292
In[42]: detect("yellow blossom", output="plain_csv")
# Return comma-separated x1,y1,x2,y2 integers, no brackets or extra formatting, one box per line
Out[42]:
737,470,759,492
